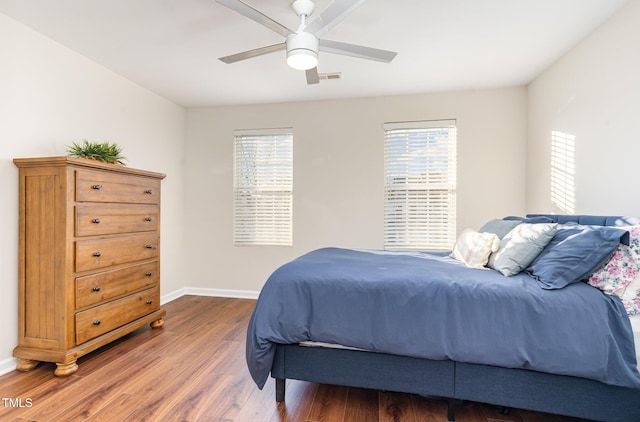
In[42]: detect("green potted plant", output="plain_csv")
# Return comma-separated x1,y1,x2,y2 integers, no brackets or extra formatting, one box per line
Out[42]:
66,140,127,166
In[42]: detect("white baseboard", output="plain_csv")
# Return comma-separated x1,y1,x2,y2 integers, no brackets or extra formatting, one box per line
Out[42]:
183,287,260,300
161,287,186,304
1,288,259,376
161,287,259,303
0,357,18,377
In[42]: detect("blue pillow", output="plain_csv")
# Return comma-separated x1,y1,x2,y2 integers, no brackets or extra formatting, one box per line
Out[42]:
479,219,521,239
503,216,555,224
526,224,629,289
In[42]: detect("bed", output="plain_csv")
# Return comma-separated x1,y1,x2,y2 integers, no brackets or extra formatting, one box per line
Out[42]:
246,215,640,421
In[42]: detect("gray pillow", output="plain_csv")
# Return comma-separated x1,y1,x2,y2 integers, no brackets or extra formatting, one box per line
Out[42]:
488,223,558,276
479,219,522,239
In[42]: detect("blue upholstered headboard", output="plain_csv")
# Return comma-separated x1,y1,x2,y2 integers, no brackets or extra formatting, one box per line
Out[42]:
526,214,640,227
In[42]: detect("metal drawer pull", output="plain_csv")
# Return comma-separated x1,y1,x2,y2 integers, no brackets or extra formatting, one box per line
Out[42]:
92,286,101,292
92,218,101,224
145,189,153,195
145,272,153,277
92,184,102,190
93,251,101,257
93,320,101,326
146,300,153,305
145,217,152,222
146,244,154,249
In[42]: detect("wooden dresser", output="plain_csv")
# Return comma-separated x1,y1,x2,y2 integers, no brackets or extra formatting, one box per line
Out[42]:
13,156,166,376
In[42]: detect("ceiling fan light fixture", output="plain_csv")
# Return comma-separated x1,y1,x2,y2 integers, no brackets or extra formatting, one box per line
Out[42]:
286,31,319,70
287,49,318,70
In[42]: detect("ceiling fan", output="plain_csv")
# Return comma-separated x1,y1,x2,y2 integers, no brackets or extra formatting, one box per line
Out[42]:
216,0,397,84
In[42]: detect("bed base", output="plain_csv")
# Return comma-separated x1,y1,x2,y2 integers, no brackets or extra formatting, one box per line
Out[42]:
272,344,640,422
273,345,457,421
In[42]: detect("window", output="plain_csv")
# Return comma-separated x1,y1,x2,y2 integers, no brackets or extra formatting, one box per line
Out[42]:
384,120,457,250
551,131,576,214
233,128,293,246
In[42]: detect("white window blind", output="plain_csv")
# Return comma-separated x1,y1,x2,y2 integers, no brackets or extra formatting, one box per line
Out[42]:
551,131,575,214
234,128,293,246
384,120,457,250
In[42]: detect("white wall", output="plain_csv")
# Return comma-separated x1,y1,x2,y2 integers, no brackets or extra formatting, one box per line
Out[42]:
185,88,527,293
0,13,186,372
527,0,640,214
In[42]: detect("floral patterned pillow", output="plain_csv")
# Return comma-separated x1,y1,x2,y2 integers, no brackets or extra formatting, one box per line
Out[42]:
587,244,638,295
624,225,640,262
622,297,640,316
588,225,640,315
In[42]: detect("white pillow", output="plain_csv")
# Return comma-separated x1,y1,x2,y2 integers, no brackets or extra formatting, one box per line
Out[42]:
451,229,500,269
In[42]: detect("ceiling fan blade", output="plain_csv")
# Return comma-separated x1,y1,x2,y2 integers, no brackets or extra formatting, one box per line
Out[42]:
305,0,368,37
306,67,320,85
319,39,397,63
219,42,286,64
216,0,294,37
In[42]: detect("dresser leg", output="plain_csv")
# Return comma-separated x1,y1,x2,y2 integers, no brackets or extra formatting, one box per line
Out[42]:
150,318,165,329
16,358,39,372
54,361,79,377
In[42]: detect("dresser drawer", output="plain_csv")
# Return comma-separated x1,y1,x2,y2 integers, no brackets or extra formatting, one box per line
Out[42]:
75,286,159,344
75,234,159,272
76,204,159,236
76,261,159,309
76,170,160,204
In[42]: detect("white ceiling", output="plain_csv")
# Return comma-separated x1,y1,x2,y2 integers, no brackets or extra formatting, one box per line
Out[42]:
0,0,629,107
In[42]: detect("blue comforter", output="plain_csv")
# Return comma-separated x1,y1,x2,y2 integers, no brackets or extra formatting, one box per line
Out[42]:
246,247,640,389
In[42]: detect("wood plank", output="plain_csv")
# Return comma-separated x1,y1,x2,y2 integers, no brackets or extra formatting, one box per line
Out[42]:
380,391,417,422
232,373,280,421
517,409,575,422
152,340,251,420
200,373,259,421
0,363,57,396
0,373,85,421
17,352,162,421
81,393,139,422
480,403,524,422
307,383,348,422
270,380,318,422
410,395,448,422
343,387,379,422
455,402,496,422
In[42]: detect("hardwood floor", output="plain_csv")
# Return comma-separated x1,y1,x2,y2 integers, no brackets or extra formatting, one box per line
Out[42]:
0,296,591,422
